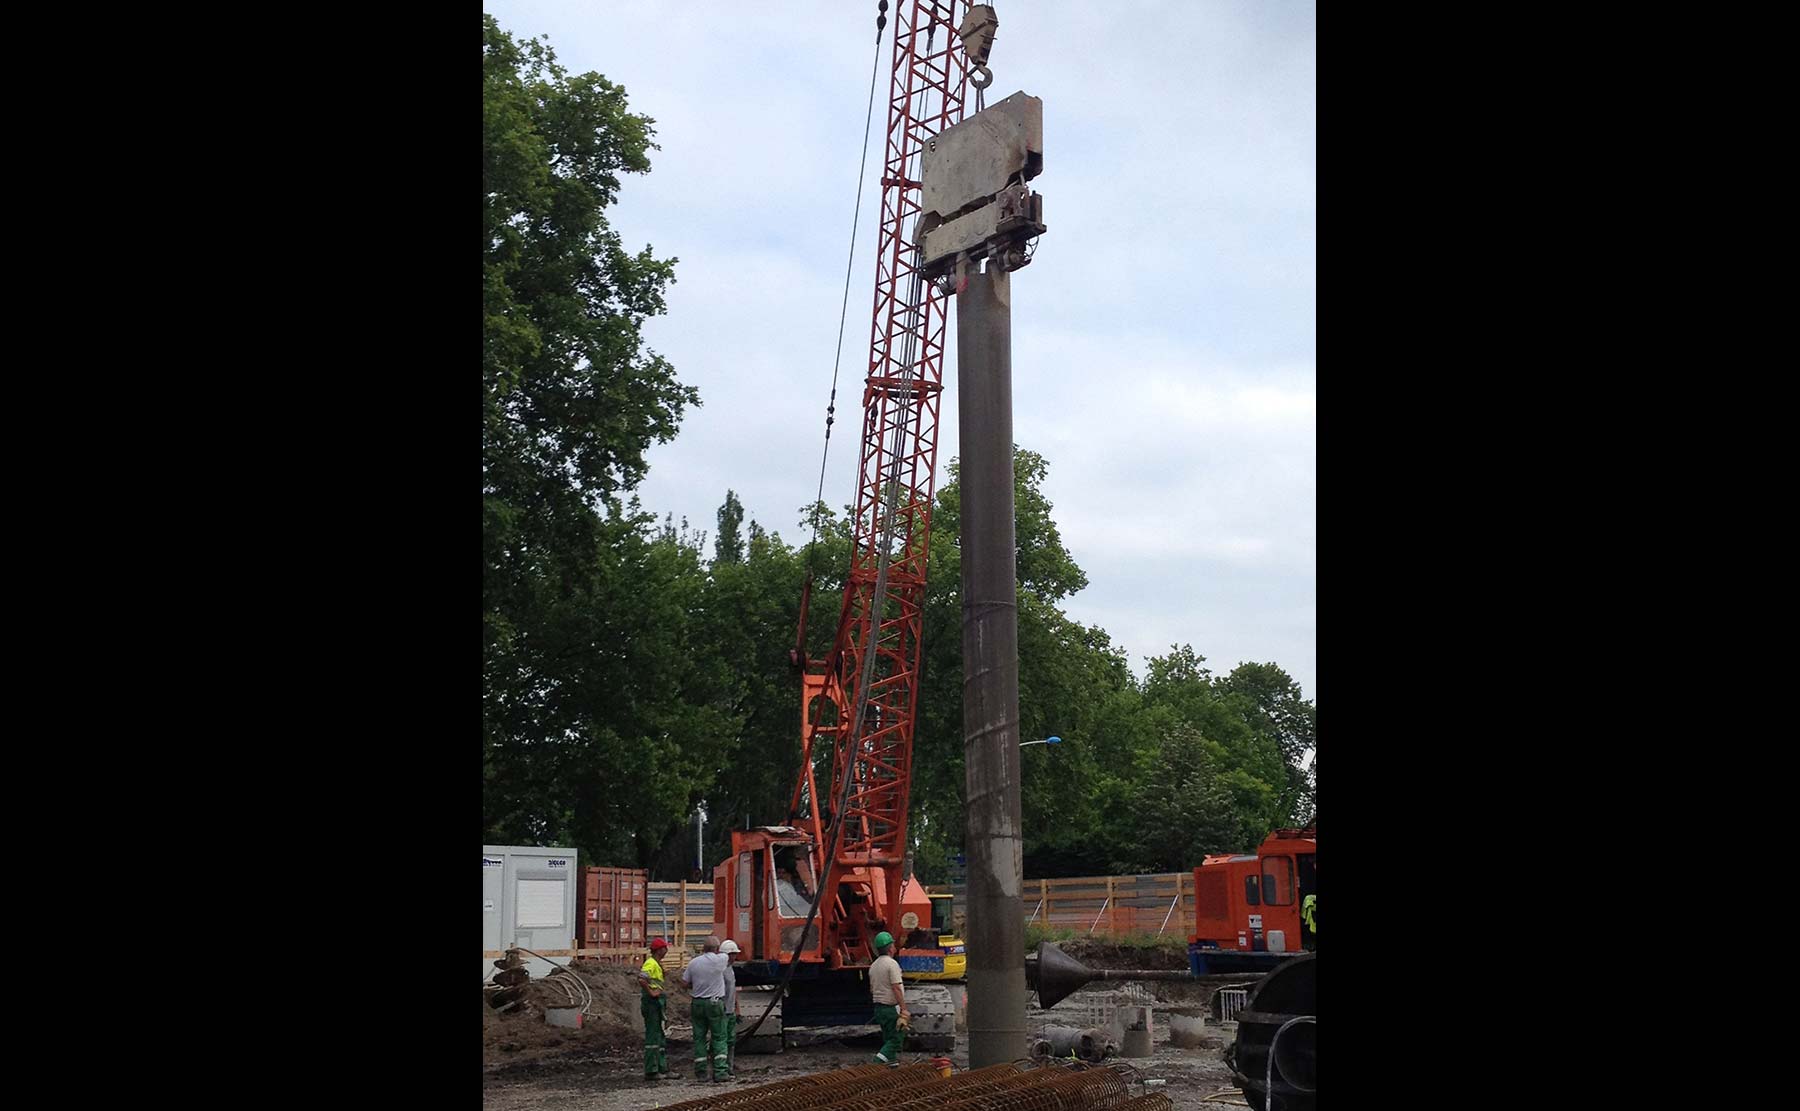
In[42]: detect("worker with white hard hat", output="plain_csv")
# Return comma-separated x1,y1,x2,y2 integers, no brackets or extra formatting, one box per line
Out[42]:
720,939,742,1073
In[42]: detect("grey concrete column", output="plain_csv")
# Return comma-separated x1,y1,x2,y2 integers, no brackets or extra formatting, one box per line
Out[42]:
958,265,1026,1068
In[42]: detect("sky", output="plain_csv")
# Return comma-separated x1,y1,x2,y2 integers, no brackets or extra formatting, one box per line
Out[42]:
486,1,1317,701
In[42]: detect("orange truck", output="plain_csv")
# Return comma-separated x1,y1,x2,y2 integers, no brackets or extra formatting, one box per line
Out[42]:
1189,827,1316,973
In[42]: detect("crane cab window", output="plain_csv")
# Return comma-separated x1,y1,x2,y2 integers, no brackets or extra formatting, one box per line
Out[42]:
1244,874,1260,906
736,853,753,908
773,846,814,918
1261,856,1294,905
929,895,953,933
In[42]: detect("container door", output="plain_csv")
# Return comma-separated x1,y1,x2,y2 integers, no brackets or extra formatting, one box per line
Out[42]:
1296,852,1316,950
483,853,505,966
734,851,763,957
510,853,575,970
1258,854,1298,949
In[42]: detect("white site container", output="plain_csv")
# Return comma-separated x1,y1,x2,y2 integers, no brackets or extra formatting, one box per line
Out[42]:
483,844,578,980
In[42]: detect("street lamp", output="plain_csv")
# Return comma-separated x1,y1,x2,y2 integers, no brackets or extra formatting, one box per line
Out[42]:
1019,735,1063,748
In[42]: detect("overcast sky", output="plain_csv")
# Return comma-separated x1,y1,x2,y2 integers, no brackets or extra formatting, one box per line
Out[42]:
487,1,1317,701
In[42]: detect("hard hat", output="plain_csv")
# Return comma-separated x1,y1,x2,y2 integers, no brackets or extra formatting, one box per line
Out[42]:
874,931,894,950
649,937,669,951
720,939,741,954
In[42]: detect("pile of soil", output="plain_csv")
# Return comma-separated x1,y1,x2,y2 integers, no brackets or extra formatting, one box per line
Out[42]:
483,960,693,1073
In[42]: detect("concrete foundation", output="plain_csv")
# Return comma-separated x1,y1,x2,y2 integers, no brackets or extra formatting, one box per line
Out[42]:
1119,1005,1154,1058
544,1006,583,1029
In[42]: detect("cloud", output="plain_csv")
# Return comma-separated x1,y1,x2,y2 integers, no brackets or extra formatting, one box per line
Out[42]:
487,1,1317,697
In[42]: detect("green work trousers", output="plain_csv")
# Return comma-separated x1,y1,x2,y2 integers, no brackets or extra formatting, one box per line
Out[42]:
691,998,730,1079
641,993,666,1076
873,1003,903,1065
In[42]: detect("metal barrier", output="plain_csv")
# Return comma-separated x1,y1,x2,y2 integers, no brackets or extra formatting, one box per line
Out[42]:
1216,987,1249,1024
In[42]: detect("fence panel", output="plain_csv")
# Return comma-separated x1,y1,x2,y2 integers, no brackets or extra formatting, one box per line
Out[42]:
648,881,716,951
942,872,1196,939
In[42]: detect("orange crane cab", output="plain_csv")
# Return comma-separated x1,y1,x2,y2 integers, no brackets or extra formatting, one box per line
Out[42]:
713,826,930,970
712,825,955,1048
1190,827,1316,972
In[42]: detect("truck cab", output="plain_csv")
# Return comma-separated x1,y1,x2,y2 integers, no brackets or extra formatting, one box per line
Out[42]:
1192,827,1317,954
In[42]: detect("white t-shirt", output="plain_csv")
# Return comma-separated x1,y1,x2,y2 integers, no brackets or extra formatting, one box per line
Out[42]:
869,954,904,1005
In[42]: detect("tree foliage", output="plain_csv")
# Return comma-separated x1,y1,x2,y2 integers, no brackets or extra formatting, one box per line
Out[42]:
483,15,713,863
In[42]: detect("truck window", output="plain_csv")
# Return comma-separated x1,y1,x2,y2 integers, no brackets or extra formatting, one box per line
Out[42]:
736,852,752,908
1261,856,1293,905
1245,874,1260,906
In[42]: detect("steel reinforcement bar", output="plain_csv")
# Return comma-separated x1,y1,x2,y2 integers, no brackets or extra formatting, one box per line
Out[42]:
662,1061,1146,1111
656,1062,940,1110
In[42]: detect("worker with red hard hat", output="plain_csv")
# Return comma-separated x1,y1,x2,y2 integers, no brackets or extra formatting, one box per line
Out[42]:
639,937,671,1080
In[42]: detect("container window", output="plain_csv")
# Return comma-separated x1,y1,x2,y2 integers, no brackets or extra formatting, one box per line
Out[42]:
515,879,565,928
1244,874,1260,906
736,852,752,908
1261,856,1294,905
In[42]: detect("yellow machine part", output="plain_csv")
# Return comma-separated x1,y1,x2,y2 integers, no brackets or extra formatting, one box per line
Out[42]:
907,935,967,981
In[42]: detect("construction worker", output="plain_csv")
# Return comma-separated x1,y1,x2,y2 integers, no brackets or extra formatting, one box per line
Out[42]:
869,931,908,1067
638,938,670,1080
719,939,742,1073
681,935,732,1082
1301,893,1317,945
775,863,810,917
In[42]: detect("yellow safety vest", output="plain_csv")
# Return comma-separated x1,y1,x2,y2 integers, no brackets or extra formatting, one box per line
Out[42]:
1301,894,1317,932
641,956,665,993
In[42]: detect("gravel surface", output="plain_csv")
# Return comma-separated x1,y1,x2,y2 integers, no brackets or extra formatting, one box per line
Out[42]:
484,978,1250,1111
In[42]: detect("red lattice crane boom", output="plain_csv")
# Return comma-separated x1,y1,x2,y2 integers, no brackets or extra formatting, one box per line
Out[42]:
790,0,973,957
718,3,1003,1051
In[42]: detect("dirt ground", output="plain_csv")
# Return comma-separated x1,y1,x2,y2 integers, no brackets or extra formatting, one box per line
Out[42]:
483,953,1250,1110
482,959,694,1068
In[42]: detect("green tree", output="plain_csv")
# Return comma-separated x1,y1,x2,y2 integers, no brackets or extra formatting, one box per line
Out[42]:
1216,661,1316,825
714,489,746,565
908,448,1130,882
483,14,714,867
1118,724,1242,871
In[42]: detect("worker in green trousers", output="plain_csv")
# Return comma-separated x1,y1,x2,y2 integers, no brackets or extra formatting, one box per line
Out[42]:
638,938,670,1080
720,939,743,1071
869,931,909,1067
681,936,732,1081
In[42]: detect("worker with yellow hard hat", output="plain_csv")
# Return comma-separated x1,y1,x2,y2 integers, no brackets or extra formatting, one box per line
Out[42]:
639,937,670,1080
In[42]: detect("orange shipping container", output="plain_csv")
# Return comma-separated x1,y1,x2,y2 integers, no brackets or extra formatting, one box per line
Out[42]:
579,866,648,958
